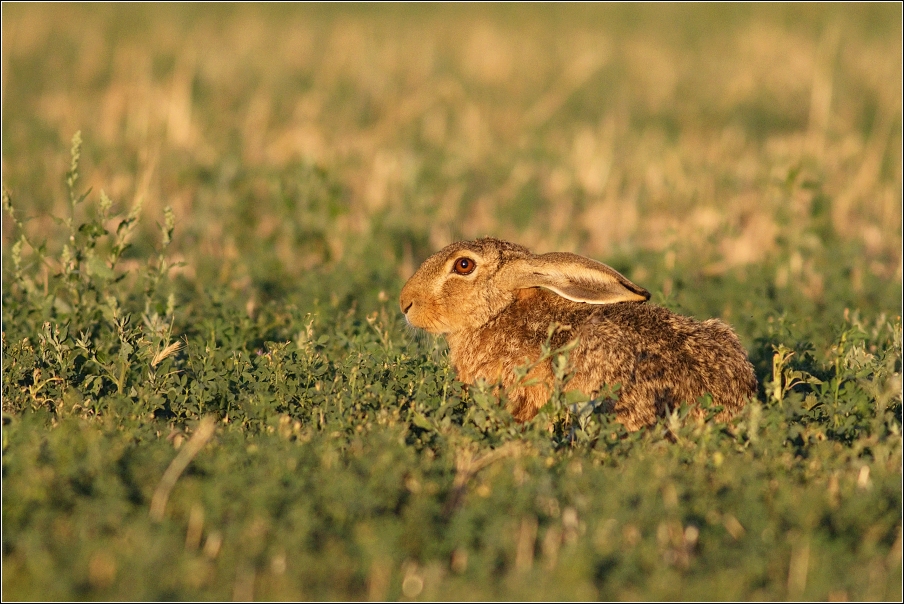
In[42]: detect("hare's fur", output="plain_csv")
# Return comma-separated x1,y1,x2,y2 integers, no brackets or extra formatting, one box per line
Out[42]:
400,238,757,430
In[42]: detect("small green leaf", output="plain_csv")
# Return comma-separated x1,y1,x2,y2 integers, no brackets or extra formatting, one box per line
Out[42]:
87,256,114,279
564,389,590,404
410,411,433,431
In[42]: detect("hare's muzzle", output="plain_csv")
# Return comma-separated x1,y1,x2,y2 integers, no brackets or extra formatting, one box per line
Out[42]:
399,289,414,315
399,288,416,325
399,287,435,331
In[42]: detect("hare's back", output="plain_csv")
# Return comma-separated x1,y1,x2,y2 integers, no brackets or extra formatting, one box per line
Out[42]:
583,301,743,355
575,301,756,407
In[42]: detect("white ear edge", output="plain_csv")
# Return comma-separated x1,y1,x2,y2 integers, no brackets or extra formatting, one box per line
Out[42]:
504,253,650,305
540,281,648,304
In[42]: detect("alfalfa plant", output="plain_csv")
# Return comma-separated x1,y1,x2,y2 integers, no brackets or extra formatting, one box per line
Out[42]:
2,132,183,416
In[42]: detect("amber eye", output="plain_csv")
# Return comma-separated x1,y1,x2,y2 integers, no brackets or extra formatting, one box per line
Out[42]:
452,257,476,275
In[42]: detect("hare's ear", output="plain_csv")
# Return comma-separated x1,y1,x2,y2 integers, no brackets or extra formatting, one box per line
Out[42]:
501,252,650,304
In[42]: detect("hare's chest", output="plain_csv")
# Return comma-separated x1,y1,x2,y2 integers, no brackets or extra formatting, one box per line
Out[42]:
447,328,541,385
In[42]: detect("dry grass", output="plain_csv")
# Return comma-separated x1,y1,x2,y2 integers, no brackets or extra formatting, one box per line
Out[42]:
2,4,901,293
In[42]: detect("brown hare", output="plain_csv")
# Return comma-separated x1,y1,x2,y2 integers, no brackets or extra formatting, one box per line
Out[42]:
399,238,757,430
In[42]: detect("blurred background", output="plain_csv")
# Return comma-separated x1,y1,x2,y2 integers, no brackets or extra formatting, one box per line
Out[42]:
2,4,901,334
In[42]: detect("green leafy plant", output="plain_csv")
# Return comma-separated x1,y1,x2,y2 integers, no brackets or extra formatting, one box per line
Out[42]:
2,5,901,599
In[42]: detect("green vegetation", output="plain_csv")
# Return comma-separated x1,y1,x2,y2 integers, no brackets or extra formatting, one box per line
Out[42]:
2,4,901,600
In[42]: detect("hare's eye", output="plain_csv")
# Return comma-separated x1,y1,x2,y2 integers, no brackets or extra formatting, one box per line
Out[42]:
452,257,476,275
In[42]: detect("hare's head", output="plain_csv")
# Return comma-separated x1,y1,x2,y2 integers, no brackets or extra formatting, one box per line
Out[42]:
399,238,650,334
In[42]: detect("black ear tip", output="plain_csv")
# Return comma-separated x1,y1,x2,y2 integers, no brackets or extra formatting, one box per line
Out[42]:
627,282,651,301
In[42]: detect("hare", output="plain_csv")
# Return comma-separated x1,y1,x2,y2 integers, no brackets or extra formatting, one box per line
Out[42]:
399,238,757,430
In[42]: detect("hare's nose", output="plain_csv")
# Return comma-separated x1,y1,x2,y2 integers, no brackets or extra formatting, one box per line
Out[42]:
399,290,413,314
399,283,415,314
